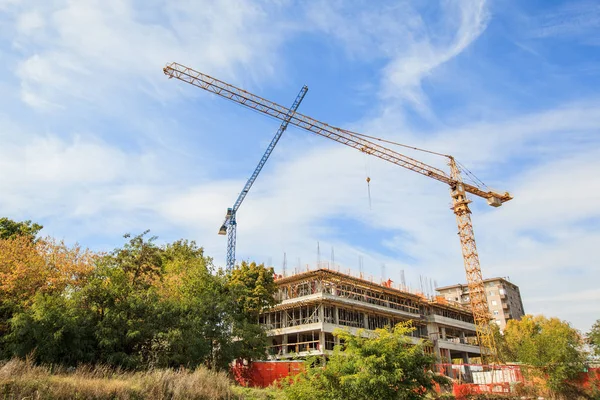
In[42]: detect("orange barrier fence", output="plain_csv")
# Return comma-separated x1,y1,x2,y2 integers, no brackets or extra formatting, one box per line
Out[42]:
232,360,304,388
232,360,600,396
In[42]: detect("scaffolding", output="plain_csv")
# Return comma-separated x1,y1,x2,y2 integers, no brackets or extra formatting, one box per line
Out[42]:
275,269,423,316
261,268,480,362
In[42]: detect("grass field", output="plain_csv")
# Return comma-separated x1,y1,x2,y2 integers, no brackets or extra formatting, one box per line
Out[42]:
0,358,281,400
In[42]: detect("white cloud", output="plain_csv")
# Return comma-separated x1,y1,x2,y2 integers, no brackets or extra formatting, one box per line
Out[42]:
0,0,19,11
16,10,44,34
381,1,489,114
7,0,289,110
531,1,600,43
304,1,489,116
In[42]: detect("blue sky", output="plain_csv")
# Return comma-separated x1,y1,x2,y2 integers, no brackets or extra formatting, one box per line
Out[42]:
1,0,599,332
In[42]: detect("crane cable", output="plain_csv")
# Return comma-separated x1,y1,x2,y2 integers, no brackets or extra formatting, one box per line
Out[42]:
364,153,372,210
347,129,490,191
237,100,489,192
340,129,451,158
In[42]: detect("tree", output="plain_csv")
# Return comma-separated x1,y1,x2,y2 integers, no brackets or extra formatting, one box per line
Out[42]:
0,235,96,358
2,229,277,371
227,261,277,319
283,323,446,400
226,261,278,362
0,218,42,242
156,239,229,369
497,315,587,395
0,236,95,307
78,232,171,368
588,319,600,357
8,292,97,365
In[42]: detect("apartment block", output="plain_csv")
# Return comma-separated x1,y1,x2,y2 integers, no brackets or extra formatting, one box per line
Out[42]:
258,268,483,364
436,278,525,330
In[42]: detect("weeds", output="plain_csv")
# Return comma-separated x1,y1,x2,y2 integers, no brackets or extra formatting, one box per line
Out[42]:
0,358,237,399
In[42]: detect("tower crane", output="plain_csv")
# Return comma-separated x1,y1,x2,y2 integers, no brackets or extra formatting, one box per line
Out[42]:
163,62,512,362
218,85,308,271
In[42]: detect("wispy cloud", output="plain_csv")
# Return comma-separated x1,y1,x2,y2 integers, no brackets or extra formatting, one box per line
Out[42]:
531,0,600,43
304,0,490,117
7,0,291,111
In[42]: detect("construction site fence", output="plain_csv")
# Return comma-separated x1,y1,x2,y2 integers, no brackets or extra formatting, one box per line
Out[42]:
232,360,600,396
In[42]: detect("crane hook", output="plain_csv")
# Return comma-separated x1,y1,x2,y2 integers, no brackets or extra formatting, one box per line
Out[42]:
366,177,372,210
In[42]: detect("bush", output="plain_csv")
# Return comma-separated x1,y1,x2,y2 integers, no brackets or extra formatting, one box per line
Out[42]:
283,323,448,400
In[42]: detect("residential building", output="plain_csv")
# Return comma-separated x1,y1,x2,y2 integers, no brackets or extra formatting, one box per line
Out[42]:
435,278,525,330
258,268,483,364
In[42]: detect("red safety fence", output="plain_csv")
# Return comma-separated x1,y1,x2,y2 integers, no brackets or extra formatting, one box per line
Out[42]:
232,359,600,397
232,360,304,388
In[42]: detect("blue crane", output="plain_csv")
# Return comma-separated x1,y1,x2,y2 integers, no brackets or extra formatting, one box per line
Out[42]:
218,85,308,270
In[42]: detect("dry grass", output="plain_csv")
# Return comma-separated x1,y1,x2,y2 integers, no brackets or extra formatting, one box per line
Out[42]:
0,358,241,399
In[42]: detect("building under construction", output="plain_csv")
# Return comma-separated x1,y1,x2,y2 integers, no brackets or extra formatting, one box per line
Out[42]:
258,267,482,363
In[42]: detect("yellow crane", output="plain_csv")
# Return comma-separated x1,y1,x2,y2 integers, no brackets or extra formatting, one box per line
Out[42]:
163,62,512,362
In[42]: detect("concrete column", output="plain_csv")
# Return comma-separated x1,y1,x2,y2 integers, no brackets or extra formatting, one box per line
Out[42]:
462,352,472,383
283,310,289,328
441,327,447,340
364,313,369,330
427,322,442,363
319,304,324,324
462,352,470,363
460,331,466,344
283,334,288,355
319,331,325,353
334,306,339,325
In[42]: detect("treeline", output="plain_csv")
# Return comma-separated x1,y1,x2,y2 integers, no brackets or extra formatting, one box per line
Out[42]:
0,218,276,370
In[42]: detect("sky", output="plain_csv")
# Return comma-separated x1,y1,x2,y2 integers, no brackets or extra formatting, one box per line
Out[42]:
0,0,599,332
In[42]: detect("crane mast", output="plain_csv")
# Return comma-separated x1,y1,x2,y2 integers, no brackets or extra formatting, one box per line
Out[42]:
218,85,308,271
448,157,497,359
164,62,511,362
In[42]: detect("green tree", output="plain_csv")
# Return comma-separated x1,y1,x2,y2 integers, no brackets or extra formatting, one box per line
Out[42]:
79,232,172,368
0,234,95,359
497,314,587,395
157,239,229,369
227,261,277,319
3,229,278,371
226,261,277,362
283,323,446,400
8,292,97,365
588,319,600,357
0,218,42,242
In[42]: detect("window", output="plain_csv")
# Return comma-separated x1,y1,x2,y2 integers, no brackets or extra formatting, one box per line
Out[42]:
499,288,506,295
495,320,502,325
488,290,495,296
491,300,497,306
493,310,499,315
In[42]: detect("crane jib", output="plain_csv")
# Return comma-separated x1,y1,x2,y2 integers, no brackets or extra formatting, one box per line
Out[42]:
163,63,511,205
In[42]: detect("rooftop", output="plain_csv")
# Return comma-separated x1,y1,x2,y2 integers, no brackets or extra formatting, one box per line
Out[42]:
435,277,518,292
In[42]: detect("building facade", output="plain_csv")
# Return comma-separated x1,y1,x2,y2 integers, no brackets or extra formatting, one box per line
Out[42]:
258,268,482,364
435,278,525,330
